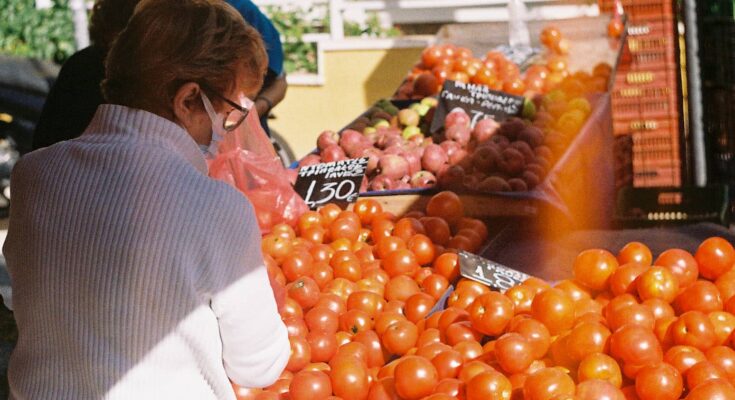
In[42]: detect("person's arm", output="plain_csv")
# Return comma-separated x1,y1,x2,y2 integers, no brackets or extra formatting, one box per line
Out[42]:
209,200,289,388
254,72,287,117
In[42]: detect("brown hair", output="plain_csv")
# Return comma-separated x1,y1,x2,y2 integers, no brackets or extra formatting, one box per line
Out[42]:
88,0,142,50
102,0,267,117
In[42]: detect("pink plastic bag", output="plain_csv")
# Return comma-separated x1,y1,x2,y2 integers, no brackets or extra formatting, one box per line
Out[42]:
208,101,308,234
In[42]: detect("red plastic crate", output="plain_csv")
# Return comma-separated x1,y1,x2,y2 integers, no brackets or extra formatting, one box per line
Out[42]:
614,68,678,86
619,34,677,70
631,127,681,164
626,15,676,37
613,115,677,136
633,161,681,188
599,0,674,18
612,86,679,120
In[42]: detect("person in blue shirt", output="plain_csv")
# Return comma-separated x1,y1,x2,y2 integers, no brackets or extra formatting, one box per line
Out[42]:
33,0,287,150
226,0,287,136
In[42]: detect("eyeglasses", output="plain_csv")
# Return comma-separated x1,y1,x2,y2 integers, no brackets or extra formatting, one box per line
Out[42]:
200,84,250,132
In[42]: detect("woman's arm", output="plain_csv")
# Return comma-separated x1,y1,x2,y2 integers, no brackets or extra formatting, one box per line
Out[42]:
255,73,287,117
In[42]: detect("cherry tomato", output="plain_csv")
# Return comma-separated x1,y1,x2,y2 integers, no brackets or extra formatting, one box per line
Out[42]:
636,266,679,303
307,331,338,363
655,249,699,288
578,352,623,388
468,291,514,336
618,242,653,266
287,335,312,372
289,370,332,400
696,238,735,281
671,311,718,351
634,363,682,400
495,332,534,374
465,370,512,400
523,367,575,400
382,319,418,356
531,288,575,335
675,280,723,313
330,356,370,400
664,345,706,376
610,325,663,378
566,321,612,362
685,378,735,400
393,356,439,400
609,263,649,296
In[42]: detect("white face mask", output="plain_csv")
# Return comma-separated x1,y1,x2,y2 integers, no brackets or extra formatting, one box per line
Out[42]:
199,92,226,158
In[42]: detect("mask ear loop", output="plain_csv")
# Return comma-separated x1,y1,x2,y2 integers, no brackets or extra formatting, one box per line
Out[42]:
200,91,218,122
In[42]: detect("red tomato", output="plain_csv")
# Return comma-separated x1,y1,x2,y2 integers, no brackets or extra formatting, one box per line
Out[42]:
393,218,426,243
531,288,575,335
382,249,419,278
426,191,464,227
468,291,514,336
509,318,551,360
504,284,537,314
523,367,575,400
465,370,512,400
609,325,663,378
576,379,625,400
430,349,463,380
384,275,420,302
407,234,436,266
636,266,679,303
339,309,373,335
421,274,450,301
330,356,370,400
306,331,337,363
404,292,436,323
282,250,315,283
353,330,386,369
288,277,320,310
289,370,332,400
329,217,360,243
664,345,706,376
433,252,460,283
696,237,735,280
671,311,718,351
675,280,724,313
705,345,735,382
655,249,699,288
686,361,727,391
421,217,451,247
609,263,649,296
685,378,735,400
261,233,293,264
353,199,382,226
287,335,312,372
566,321,612,362
617,242,653,266
366,376,399,400
382,319,418,356
393,356,439,400
495,332,534,374
634,363,682,400
577,353,623,388
346,291,385,318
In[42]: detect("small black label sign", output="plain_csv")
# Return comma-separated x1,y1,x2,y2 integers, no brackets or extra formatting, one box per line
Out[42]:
458,250,530,292
295,158,368,209
430,80,525,133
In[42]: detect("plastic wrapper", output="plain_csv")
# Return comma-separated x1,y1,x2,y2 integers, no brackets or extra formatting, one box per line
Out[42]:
208,100,308,234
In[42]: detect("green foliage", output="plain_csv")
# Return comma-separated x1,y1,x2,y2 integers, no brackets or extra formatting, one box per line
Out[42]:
0,0,76,64
265,6,400,75
266,5,322,75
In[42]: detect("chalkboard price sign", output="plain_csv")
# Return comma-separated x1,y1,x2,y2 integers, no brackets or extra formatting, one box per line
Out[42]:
295,158,368,209
458,250,530,292
430,80,525,133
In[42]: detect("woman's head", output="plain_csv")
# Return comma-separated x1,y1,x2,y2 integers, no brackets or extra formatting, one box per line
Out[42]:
102,0,267,144
88,0,142,50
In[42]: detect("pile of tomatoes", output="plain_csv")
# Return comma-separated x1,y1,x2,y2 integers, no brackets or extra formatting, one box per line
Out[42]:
238,191,735,400
395,26,604,101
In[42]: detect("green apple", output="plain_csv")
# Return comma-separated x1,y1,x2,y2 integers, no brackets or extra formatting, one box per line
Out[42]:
363,126,377,135
373,119,390,129
398,108,420,127
402,125,422,140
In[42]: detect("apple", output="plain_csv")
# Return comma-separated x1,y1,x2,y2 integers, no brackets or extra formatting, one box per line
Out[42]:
402,125,422,140
398,109,420,127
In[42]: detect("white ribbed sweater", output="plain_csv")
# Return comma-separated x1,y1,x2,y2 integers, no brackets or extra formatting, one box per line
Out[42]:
3,105,289,399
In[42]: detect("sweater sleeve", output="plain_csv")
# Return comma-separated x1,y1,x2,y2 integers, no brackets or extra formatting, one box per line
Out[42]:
209,198,290,388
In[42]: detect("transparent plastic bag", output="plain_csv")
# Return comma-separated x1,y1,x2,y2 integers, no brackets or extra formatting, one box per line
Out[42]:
208,98,307,234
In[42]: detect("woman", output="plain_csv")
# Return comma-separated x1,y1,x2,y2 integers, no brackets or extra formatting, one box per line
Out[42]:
4,0,289,398
33,0,287,150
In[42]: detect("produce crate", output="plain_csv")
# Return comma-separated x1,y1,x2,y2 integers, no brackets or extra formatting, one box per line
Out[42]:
626,15,676,37
613,115,677,135
699,20,735,86
599,0,674,18
613,67,677,87
703,85,735,183
632,159,681,187
612,85,679,121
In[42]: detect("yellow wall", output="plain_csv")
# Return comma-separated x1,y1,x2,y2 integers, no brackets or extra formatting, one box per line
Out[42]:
270,45,424,159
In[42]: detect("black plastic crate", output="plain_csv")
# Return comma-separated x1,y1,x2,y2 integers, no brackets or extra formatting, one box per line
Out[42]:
697,0,735,19
699,20,735,86
702,85,735,183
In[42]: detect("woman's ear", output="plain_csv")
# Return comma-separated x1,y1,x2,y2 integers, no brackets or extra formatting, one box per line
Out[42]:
172,82,201,127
